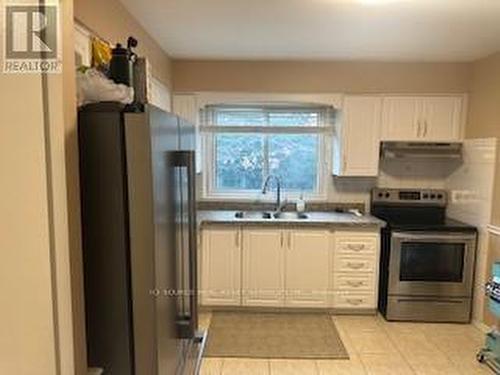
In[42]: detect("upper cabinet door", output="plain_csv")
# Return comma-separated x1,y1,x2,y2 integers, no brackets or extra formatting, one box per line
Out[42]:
422,96,463,141
173,94,202,173
336,96,382,176
381,97,422,141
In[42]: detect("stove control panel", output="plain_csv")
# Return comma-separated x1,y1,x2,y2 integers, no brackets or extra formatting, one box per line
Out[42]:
371,188,447,206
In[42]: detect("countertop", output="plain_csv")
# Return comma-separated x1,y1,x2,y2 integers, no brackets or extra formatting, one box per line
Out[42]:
197,210,386,228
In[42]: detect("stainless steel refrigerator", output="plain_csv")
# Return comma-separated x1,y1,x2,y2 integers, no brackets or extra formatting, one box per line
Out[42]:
78,103,204,375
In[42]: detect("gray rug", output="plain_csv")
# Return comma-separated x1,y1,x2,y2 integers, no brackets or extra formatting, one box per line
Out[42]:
204,312,349,359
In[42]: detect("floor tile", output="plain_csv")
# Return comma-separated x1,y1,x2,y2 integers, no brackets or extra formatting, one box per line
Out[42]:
388,332,439,355
316,357,366,375
428,333,483,357
348,331,398,354
202,314,489,375
221,358,270,375
419,323,484,342
199,312,213,331
269,359,319,375
445,352,491,375
333,315,383,335
404,351,460,375
360,353,414,375
379,321,426,337
199,358,223,375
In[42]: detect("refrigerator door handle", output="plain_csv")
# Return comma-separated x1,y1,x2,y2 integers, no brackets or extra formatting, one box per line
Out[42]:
171,150,198,339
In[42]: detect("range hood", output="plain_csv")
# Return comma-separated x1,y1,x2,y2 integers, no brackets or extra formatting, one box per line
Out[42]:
380,141,462,160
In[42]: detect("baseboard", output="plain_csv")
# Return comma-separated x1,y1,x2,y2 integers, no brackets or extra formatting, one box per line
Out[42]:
473,319,491,334
200,305,377,315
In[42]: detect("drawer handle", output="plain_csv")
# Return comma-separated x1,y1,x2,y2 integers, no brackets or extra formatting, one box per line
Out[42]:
347,262,365,269
346,281,364,287
346,298,363,305
347,244,365,251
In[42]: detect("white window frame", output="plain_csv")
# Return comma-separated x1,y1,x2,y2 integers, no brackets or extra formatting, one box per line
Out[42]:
197,93,342,201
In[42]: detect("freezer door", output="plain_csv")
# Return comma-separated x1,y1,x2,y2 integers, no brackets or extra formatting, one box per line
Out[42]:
125,107,182,375
79,107,135,375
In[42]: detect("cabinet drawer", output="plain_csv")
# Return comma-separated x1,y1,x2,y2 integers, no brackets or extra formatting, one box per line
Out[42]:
333,293,375,309
334,257,376,273
333,273,374,291
335,237,377,256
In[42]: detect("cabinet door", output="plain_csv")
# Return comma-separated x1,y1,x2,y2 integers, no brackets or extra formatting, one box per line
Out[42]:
422,96,463,141
172,94,202,173
338,96,382,176
200,227,241,306
381,97,421,141
285,229,331,308
242,228,285,307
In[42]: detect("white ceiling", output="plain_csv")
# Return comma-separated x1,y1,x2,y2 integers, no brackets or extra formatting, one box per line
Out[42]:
119,0,500,62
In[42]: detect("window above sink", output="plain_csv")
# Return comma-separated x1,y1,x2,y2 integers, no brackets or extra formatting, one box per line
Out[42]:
201,104,333,201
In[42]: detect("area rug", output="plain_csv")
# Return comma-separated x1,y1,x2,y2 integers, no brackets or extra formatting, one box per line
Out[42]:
204,312,349,359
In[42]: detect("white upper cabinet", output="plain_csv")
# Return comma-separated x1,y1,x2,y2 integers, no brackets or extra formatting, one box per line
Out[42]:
381,95,464,142
333,96,382,176
172,94,202,173
381,96,422,141
422,97,463,141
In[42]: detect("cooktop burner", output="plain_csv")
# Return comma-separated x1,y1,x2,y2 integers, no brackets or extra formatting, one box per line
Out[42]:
387,217,477,232
371,188,476,233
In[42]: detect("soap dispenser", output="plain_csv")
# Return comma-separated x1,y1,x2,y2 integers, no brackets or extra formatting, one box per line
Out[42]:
296,191,306,213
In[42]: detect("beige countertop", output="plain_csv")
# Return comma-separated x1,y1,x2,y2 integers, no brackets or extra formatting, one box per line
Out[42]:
197,210,386,228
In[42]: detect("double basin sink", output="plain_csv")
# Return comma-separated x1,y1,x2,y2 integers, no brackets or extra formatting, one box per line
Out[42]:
234,211,309,220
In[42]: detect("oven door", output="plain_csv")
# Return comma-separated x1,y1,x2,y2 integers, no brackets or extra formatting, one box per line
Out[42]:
389,231,476,297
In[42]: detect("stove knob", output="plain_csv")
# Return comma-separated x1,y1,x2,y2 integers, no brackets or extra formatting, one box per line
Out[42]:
378,192,383,198
430,194,436,199
437,194,443,199
423,194,429,199
385,192,390,198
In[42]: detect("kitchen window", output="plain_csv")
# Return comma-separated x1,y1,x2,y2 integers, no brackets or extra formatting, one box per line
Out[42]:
202,104,332,199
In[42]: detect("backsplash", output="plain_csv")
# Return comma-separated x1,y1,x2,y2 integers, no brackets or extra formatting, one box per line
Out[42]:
197,154,462,213
323,159,458,212
197,200,365,213
445,138,498,323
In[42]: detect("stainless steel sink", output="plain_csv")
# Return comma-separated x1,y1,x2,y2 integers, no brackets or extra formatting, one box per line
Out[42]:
234,211,273,219
273,212,309,220
234,211,309,220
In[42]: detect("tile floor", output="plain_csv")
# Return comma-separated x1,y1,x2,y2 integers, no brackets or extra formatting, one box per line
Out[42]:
198,313,492,375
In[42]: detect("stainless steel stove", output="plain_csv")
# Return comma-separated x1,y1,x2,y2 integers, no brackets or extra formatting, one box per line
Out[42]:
371,188,477,323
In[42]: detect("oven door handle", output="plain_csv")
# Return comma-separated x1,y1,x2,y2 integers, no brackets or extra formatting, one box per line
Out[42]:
392,231,476,241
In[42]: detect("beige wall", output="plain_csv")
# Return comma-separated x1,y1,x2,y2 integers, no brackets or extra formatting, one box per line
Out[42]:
60,0,87,373
0,74,60,375
74,0,172,88
0,0,85,373
466,51,500,325
173,60,470,93
0,0,60,369
467,52,500,139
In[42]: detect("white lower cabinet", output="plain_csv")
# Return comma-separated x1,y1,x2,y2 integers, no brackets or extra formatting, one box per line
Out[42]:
200,225,380,311
285,229,331,308
200,226,242,306
242,228,285,307
332,231,380,310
